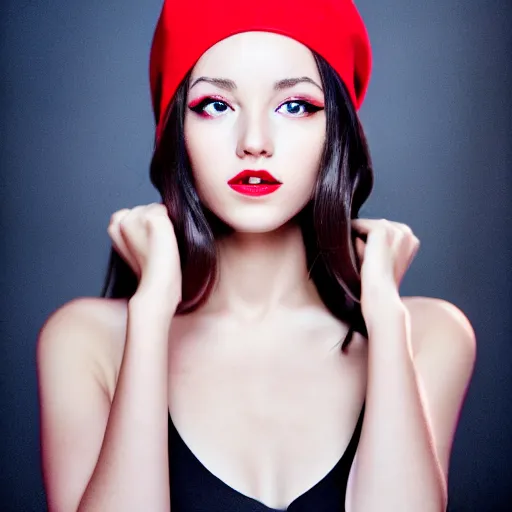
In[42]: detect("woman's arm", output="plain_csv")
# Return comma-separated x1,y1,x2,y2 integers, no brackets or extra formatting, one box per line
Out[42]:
37,295,175,512
345,294,476,512
347,218,476,511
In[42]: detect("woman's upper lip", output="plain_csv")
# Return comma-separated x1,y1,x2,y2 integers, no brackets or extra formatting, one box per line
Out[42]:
228,170,281,184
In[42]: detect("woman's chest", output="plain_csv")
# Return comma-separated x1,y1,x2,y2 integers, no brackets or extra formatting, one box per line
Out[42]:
166,314,367,508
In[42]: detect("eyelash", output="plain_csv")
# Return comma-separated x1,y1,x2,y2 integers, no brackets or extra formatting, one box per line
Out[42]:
188,97,323,118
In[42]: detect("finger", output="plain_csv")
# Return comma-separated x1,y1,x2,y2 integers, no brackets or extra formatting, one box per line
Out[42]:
385,220,414,237
108,209,133,261
351,218,385,234
406,237,421,267
108,209,142,277
107,222,141,278
122,204,150,220
109,208,130,226
354,236,366,266
146,202,170,218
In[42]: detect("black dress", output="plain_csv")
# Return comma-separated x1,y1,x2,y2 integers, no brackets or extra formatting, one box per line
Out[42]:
168,327,365,511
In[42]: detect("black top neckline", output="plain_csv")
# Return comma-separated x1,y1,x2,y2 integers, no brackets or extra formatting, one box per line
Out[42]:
168,401,365,511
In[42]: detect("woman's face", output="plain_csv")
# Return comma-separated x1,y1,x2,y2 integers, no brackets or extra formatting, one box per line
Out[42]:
184,31,326,233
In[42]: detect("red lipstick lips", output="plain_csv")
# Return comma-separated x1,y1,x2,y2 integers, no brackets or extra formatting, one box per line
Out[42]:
227,170,282,197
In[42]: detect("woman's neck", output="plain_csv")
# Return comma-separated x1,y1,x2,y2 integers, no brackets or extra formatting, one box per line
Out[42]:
202,221,323,320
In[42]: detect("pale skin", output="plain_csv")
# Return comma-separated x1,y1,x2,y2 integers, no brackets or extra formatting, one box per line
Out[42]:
36,31,476,511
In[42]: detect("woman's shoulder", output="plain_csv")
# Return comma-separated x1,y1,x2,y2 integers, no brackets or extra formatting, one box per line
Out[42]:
37,296,129,402
398,295,476,375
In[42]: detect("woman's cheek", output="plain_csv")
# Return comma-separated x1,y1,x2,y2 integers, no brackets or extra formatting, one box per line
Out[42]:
186,147,228,209
279,135,324,190
185,131,224,181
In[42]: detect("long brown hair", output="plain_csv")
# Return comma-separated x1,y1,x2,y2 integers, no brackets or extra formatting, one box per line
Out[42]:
100,50,374,349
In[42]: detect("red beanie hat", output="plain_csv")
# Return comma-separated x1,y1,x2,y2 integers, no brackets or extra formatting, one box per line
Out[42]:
149,0,372,143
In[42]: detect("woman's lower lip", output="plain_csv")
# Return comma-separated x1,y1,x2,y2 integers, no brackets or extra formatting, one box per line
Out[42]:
228,184,282,196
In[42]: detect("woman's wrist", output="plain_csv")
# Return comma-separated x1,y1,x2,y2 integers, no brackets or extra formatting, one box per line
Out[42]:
129,291,179,323
361,282,406,336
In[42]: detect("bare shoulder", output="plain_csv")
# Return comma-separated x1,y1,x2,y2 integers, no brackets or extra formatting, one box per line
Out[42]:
36,296,130,511
38,295,128,336
37,296,129,400
398,296,476,487
401,295,477,359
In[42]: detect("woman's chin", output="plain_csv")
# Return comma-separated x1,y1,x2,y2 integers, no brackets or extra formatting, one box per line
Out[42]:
203,201,306,235
218,216,295,235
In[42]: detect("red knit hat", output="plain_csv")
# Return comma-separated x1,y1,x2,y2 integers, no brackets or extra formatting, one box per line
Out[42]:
149,0,372,143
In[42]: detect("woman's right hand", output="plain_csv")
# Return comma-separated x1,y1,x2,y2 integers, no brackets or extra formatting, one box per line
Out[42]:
107,202,182,307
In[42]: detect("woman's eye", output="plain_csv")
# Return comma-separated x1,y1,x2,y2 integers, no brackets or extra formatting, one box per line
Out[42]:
189,98,230,117
189,98,323,118
277,100,323,116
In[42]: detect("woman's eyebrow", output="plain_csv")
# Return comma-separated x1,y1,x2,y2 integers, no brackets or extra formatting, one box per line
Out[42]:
189,76,323,92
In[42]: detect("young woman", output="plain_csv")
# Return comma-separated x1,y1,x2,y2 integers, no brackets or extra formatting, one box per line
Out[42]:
36,1,477,511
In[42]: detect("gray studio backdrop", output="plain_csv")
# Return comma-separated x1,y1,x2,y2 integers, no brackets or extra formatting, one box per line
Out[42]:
1,0,511,510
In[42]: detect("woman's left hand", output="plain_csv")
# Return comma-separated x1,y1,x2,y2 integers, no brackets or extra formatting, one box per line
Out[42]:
351,218,420,321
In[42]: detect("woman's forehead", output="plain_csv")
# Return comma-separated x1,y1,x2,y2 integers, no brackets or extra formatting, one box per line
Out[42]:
190,31,319,81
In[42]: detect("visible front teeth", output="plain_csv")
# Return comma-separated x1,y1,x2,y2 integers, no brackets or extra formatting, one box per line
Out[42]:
248,177,262,184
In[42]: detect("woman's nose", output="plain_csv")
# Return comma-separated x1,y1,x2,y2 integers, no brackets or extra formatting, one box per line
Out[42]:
235,112,274,159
